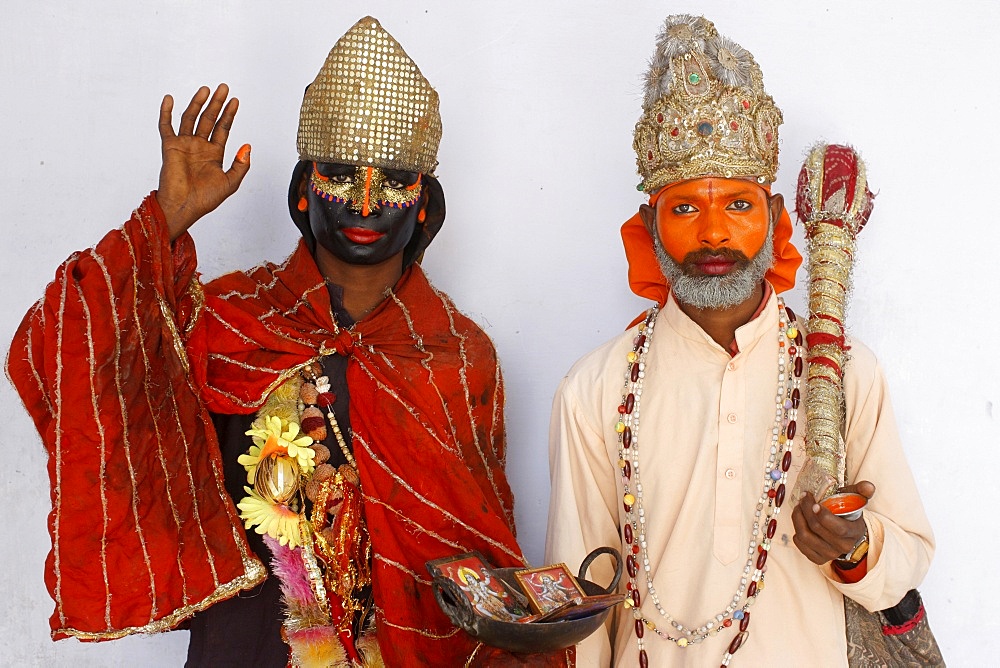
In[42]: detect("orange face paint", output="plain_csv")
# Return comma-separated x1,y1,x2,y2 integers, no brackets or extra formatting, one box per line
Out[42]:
361,166,374,217
653,178,771,268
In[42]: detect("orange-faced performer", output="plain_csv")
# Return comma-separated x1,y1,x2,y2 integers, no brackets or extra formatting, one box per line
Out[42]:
545,14,936,667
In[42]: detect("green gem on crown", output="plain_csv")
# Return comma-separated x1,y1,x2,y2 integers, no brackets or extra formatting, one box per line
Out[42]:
688,72,702,84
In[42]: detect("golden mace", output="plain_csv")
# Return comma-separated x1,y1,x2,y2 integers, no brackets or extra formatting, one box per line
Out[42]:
792,143,874,502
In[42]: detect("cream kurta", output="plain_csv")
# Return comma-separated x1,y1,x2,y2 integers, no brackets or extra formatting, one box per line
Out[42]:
545,289,934,667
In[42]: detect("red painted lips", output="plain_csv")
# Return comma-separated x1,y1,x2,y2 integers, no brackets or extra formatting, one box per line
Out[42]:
341,227,386,244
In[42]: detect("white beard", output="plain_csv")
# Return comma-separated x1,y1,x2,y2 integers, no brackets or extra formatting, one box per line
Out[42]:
653,221,775,310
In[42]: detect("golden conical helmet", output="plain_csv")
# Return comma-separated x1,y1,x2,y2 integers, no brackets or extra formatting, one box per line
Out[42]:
297,16,442,175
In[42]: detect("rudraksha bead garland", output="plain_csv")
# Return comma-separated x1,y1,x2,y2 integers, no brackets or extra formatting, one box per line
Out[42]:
301,363,357,469
615,299,804,667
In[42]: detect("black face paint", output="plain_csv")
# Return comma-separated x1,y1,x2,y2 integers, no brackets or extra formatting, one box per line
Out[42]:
306,162,422,266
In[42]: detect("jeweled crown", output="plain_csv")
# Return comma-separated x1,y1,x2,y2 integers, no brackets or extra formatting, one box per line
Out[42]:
633,15,782,192
297,16,442,175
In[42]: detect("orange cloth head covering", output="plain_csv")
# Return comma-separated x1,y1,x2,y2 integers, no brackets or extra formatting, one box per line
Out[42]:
621,181,802,306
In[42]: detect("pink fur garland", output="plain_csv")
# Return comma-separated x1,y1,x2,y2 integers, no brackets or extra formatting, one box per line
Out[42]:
265,534,317,607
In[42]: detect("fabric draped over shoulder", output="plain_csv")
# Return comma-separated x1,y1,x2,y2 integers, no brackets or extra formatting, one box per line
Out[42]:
6,195,265,641
9,193,571,666
620,182,802,307
196,234,535,664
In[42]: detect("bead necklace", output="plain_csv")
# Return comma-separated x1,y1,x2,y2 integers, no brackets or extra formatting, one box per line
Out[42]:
301,362,357,470
615,298,803,667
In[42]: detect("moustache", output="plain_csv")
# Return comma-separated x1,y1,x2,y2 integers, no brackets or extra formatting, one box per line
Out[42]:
680,247,751,270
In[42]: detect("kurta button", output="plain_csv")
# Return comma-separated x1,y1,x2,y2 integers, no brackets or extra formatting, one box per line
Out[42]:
727,413,738,423
725,468,736,479
727,362,736,371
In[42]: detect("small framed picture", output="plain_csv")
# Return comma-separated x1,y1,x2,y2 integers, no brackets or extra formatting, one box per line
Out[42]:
514,563,587,614
540,592,625,622
426,552,529,621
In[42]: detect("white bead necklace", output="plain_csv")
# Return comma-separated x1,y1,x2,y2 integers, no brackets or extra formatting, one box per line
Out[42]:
615,298,803,666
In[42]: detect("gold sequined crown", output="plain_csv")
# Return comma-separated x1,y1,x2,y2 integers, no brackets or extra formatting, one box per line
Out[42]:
633,15,782,192
297,16,442,175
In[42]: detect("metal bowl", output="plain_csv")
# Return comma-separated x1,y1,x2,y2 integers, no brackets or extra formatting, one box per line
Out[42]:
821,491,868,521
431,547,623,654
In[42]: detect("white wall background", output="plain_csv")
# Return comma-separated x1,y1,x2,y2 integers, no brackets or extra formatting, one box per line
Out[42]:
1,1,996,665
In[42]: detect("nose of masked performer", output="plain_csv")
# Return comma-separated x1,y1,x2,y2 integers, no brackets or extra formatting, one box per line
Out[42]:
305,161,426,266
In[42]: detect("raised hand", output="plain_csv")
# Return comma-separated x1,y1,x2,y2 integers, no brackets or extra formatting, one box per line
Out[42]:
157,84,251,241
